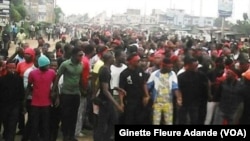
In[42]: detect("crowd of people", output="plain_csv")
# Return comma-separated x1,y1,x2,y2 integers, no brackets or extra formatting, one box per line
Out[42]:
0,27,250,141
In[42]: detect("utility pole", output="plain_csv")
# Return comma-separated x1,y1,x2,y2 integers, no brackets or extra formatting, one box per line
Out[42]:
248,0,250,20
128,0,131,9
29,0,32,22
8,0,11,24
54,0,56,23
191,0,194,15
144,0,147,26
221,16,225,41
169,0,172,9
200,0,203,17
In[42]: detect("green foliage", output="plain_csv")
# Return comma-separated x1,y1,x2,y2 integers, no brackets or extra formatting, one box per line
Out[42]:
10,5,22,22
231,20,250,36
12,0,23,6
22,21,30,36
15,5,27,19
54,6,64,23
243,13,249,21
10,0,26,22
214,17,233,28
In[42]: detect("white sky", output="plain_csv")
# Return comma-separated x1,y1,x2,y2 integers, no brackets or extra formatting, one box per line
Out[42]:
57,0,250,21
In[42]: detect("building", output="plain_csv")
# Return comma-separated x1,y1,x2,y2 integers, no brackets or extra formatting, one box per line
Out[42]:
124,9,141,25
153,8,215,27
0,0,10,25
151,9,174,25
111,14,128,25
141,15,157,25
63,14,89,24
126,9,141,15
248,0,250,20
166,9,186,26
24,0,55,23
189,16,214,27
87,11,107,25
106,8,215,28
111,9,143,25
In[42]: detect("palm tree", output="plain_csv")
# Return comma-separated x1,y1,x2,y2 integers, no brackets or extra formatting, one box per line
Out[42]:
243,13,249,24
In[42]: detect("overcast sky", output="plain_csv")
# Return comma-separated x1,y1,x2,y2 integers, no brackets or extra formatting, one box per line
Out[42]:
57,0,250,21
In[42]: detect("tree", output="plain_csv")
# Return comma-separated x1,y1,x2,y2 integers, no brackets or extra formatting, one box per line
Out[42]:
214,17,233,28
10,0,27,22
10,4,22,22
83,13,89,21
243,13,249,21
54,6,64,23
231,20,250,36
15,5,27,19
12,0,23,6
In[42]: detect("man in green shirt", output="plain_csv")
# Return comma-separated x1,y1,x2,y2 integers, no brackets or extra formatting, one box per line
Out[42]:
52,47,84,141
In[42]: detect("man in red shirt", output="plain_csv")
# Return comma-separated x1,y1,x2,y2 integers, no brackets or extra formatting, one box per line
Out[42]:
16,47,35,77
16,47,36,135
25,55,56,141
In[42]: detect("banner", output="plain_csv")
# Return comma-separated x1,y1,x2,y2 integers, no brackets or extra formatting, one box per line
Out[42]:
218,0,233,17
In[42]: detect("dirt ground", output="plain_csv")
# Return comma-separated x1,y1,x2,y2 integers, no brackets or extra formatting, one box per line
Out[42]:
7,37,94,141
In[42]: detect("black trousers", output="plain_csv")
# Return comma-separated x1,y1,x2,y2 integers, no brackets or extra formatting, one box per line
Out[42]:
0,105,20,141
60,94,80,140
30,106,50,141
17,108,25,133
3,41,9,50
93,101,117,141
50,106,61,141
178,104,202,124
84,86,94,127
124,100,145,125
47,34,51,41
21,99,32,141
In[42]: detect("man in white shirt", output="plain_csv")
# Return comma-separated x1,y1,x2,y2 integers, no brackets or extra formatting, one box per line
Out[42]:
21,64,36,141
110,49,127,97
110,49,127,124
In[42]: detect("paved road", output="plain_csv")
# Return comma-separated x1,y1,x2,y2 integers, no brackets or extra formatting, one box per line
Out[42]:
7,38,94,141
8,38,61,55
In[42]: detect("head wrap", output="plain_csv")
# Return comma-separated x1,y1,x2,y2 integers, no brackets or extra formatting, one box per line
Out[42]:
128,55,140,64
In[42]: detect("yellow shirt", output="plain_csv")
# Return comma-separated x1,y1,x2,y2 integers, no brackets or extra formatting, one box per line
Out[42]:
92,59,104,86
16,33,26,43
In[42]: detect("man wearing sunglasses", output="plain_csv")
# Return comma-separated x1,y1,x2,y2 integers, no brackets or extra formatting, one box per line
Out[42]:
52,47,84,141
